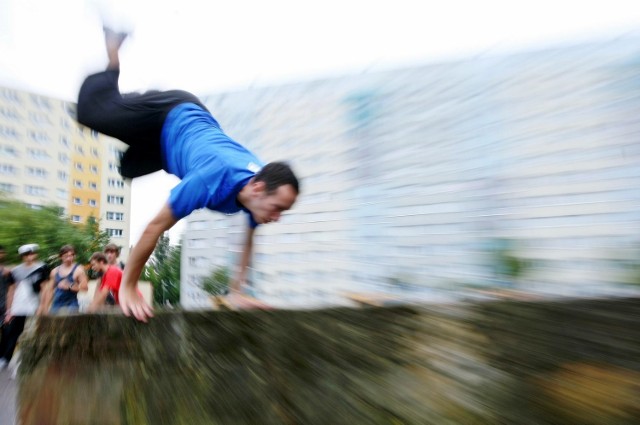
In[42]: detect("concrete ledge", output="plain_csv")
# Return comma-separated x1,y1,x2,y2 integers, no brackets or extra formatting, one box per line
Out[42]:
212,294,272,311
17,297,640,424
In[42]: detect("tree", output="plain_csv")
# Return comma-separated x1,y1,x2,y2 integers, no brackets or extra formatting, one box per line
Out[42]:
491,238,529,288
0,198,110,267
143,233,181,307
200,266,230,296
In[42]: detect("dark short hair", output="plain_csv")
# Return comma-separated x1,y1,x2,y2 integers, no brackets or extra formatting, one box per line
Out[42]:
59,245,75,256
90,252,107,264
254,162,299,194
104,243,120,254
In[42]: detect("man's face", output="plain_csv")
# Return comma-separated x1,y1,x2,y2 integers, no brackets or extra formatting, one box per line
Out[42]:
249,183,297,224
60,251,75,266
105,249,118,265
22,252,36,263
90,260,100,272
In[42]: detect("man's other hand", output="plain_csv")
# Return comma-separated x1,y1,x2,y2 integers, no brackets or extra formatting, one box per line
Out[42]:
119,285,154,322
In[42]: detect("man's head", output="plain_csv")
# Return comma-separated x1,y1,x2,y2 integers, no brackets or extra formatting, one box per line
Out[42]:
104,243,120,266
90,252,108,273
18,243,39,264
59,245,76,266
244,162,299,224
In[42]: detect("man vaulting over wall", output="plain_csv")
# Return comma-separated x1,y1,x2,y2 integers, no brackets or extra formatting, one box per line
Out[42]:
76,27,299,322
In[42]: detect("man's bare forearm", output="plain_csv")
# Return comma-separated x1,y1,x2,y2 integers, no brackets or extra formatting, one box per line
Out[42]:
122,202,177,290
232,226,255,292
5,285,15,313
122,229,162,289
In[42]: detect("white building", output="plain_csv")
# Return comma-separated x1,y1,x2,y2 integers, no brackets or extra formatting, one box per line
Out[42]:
181,36,640,309
0,87,132,259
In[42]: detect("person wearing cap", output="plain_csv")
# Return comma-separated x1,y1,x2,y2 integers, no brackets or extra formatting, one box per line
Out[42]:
104,243,125,270
0,244,50,369
43,245,89,314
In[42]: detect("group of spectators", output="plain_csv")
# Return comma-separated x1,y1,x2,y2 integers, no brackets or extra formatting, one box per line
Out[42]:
0,243,124,371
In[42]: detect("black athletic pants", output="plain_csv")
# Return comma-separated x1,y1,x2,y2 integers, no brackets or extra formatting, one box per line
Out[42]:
0,315,26,363
77,69,207,178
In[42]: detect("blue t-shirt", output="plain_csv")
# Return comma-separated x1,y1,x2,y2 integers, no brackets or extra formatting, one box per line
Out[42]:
161,103,263,227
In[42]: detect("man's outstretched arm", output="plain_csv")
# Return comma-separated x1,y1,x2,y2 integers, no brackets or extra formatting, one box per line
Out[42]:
120,201,178,322
230,225,255,293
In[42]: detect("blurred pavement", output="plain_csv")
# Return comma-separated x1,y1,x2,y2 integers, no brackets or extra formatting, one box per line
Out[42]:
0,367,17,425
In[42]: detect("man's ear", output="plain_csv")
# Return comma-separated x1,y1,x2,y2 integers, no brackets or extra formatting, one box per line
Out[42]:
251,180,267,194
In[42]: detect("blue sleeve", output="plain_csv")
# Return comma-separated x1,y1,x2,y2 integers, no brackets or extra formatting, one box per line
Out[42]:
168,172,210,219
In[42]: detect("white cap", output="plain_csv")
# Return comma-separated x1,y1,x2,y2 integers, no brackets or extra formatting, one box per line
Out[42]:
18,244,39,255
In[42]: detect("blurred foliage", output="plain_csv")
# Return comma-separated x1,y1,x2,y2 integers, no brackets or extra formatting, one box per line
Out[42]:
0,197,110,267
624,251,640,286
200,266,230,296
142,233,181,307
498,253,528,279
492,239,529,283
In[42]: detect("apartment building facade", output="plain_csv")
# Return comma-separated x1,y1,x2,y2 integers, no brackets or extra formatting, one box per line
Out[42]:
181,36,640,309
0,87,132,259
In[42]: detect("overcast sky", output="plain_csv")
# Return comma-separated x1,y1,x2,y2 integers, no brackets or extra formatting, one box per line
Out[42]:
1,0,639,244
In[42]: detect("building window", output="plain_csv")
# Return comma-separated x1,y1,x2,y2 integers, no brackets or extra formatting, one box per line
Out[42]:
56,188,68,199
74,162,83,171
0,183,16,193
73,197,82,205
89,181,98,190
73,180,83,188
58,171,68,182
71,215,81,223
1,88,21,103
27,130,50,143
189,220,207,230
0,163,17,175
58,153,70,164
29,112,50,126
108,162,121,174
106,211,124,221
107,195,124,205
90,165,98,174
188,256,208,267
0,145,18,157
88,199,97,207
91,147,99,157
107,228,123,237
108,178,125,188
28,149,50,161
30,95,51,110
0,106,20,120
25,185,47,196
27,167,47,178
0,125,20,139
187,239,207,249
